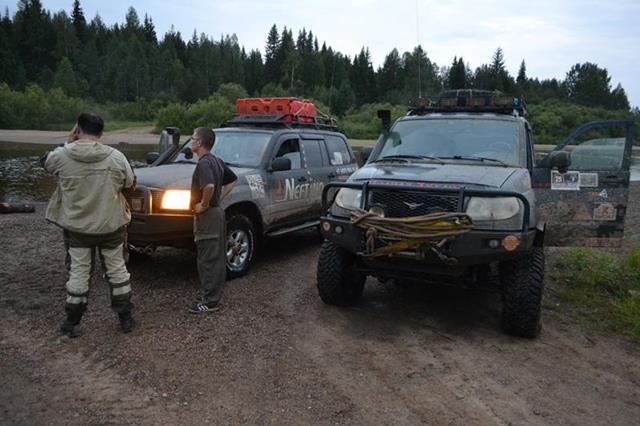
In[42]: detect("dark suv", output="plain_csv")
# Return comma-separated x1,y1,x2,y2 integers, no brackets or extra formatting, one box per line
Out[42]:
317,90,635,337
125,115,357,278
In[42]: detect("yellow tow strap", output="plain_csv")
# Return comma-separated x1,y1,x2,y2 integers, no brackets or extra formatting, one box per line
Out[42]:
350,209,473,257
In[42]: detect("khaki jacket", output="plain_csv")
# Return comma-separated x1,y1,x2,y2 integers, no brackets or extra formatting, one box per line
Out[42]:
44,139,135,235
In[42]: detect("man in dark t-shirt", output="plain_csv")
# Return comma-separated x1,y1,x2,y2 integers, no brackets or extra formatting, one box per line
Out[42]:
189,127,237,313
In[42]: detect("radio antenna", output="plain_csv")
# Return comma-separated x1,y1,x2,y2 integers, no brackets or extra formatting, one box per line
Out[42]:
416,0,422,98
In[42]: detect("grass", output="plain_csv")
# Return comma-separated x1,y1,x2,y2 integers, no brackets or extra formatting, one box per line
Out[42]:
550,247,640,341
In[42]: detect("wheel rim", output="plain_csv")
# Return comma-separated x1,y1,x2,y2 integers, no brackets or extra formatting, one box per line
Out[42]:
226,229,251,270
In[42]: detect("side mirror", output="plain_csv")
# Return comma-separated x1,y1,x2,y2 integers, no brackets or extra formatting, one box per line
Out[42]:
165,127,181,146
146,152,160,165
377,109,391,133
181,146,193,160
549,151,571,173
271,157,291,172
361,146,374,163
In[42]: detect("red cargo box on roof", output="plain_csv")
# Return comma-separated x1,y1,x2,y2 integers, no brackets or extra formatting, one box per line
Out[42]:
236,97,317,123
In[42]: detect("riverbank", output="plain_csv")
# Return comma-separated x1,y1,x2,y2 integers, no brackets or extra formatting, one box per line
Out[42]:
0,127,158,145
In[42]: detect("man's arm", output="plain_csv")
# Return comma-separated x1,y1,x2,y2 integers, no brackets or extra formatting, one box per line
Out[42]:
195,183,215,214
220,181,236,201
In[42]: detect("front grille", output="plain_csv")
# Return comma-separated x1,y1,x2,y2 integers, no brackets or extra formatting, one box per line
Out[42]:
370,190,460,217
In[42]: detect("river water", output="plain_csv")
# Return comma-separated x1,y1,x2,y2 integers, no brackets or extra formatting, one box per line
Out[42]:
1,141,640,202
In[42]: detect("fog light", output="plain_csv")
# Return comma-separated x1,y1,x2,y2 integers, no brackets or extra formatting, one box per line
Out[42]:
488,239,500,249
502,235,520,251
322,221,331,232
334,225,343,234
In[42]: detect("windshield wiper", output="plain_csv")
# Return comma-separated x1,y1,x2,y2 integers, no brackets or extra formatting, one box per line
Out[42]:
440,156,509,167
373,154,444,164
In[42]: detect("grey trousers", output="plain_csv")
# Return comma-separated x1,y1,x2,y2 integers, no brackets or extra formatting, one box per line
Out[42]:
194,207,226,305
63,228,132,318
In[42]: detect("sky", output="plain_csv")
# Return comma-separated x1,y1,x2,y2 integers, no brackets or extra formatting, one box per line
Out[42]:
3,0,640,107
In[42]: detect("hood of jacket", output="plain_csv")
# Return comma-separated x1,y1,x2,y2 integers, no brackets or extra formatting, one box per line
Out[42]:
64,139,114,163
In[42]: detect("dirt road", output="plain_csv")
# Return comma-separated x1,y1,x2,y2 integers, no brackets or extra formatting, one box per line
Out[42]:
1,206,639,425
0,127,158,145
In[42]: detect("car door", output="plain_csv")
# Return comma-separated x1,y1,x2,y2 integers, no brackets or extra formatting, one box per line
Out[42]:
299,136,332,220
266,136,311,228
532,120,636,247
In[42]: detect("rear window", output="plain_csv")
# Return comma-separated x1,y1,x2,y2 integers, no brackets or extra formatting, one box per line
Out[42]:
325,135,354,165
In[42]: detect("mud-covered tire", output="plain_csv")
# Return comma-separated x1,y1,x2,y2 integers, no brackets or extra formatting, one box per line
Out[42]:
225,213,256,279
316,240,365,306
499,247,545,338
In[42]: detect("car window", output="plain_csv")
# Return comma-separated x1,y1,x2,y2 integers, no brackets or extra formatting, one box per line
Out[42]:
325,135,353,165
379,119,523,167
171,130,272,168
301,139,324,168
275,139,302,169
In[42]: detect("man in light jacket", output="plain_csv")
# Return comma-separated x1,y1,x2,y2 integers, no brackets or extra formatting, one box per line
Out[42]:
43,113,136,337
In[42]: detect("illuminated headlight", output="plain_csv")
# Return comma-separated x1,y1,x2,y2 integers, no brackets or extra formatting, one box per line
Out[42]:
466,197,523,230
334,188,362,211
161,190,191,210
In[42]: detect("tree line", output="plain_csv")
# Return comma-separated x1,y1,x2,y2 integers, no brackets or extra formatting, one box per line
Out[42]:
0,0,637,139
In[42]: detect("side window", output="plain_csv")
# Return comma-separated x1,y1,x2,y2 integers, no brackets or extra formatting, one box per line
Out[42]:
325,136,354,166
301,139,324,168
275,139,302,169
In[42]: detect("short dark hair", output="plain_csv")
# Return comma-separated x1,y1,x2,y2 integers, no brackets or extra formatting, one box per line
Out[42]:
194,127,215,150
77,112,104,136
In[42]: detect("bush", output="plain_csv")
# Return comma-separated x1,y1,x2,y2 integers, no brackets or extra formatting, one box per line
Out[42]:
155,94,234,134
339,103,407,139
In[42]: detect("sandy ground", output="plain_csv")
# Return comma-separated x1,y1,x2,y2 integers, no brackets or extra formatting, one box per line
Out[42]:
1,192,640,425
0,127,158,146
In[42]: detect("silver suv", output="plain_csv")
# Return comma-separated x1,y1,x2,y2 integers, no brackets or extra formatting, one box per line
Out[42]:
125,122,358,278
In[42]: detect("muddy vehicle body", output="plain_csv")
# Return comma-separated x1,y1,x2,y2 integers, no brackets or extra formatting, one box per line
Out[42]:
126,112,357,278
318,90,635,337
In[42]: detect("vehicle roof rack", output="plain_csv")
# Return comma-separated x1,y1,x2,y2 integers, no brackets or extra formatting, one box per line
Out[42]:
408,89,527,117
223,113,338,131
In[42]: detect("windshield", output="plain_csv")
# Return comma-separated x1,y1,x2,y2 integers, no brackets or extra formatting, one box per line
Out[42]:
378,118,523,167
171,131,272,167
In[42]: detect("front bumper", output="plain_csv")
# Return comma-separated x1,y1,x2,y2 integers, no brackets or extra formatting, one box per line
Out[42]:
321,215,536,267
128,212,194,248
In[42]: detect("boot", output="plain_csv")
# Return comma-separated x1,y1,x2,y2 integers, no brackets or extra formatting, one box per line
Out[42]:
60,313,82,338
119,312,135,333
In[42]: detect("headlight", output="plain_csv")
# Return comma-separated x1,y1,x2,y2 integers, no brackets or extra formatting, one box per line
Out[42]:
334,188,362,211
466,197,523,230
161,190,191,210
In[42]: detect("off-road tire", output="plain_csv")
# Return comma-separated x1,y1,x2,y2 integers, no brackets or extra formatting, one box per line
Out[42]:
225,213,256,279
499,247,545,338
316,240,365,306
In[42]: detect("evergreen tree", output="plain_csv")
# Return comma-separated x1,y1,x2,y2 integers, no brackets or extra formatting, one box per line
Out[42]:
264,24,280,83
447,56,467,89
609,83,630,110
565,62,613,108
14,0,56,80
143,14,157,45
516,59,527,87
71,0,87,42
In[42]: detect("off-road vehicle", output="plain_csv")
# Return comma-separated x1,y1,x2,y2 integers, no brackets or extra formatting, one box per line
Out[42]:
317,90,635,337
125,98,357,278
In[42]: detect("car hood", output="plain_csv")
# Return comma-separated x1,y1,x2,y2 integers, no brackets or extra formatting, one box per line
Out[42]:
134,164,254,189
351,163,519,188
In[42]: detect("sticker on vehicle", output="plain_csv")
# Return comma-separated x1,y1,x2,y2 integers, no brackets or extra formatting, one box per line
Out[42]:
551,171,580,190
593,203,616,221
579,173,598,187
246,174,265,199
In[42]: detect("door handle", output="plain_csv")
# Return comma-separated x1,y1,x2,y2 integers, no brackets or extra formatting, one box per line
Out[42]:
327,172,337,179
297,176,308,183
601,174,624,184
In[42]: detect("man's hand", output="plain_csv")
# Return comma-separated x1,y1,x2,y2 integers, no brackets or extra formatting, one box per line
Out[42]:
68,123,80,143
194,202,209,215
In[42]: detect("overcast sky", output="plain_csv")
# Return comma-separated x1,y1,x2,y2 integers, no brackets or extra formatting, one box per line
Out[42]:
3,0,639,107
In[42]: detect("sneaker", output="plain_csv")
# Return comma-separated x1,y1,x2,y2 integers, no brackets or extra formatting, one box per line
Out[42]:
60,319,79,338
189,302,220,314
119,313,135,333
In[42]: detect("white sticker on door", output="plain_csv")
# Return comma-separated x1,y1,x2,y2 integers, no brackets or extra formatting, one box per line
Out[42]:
579,173,598,188
246,174,265,199
551,171,580,190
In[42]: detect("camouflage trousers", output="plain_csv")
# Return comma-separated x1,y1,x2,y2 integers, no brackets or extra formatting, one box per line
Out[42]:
63,228,133,318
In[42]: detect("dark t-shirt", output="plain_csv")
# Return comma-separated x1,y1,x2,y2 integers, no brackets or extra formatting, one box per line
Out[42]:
191,153,237,208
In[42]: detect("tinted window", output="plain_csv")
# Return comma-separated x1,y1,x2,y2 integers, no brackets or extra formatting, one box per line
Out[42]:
301,139,324,168
325,136,353,165
275,139,302,169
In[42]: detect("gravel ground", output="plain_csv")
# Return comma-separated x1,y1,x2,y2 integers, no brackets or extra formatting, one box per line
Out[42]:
1,196,640,425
